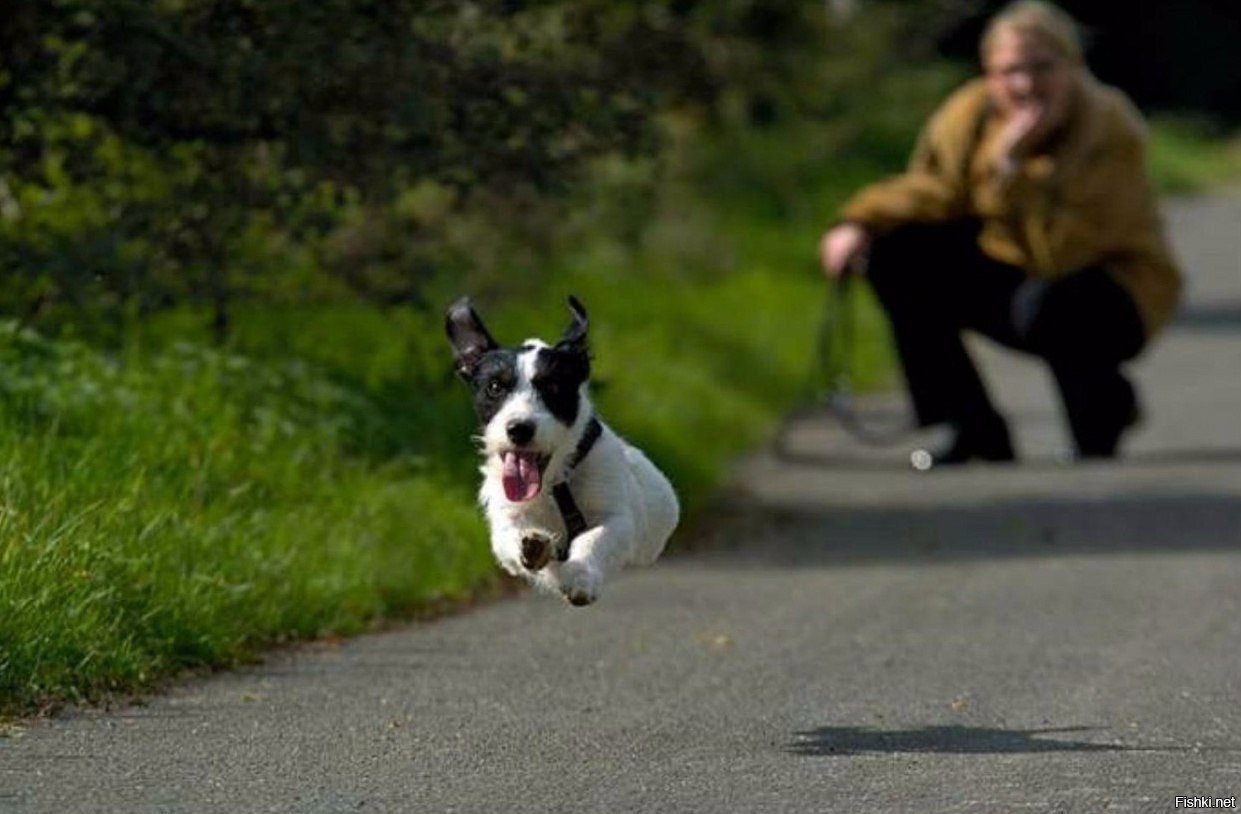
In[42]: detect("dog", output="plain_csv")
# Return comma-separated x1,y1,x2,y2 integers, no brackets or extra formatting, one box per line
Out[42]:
445,295,679,606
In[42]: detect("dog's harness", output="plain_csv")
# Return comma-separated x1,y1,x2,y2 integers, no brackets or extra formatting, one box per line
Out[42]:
552,416,603,561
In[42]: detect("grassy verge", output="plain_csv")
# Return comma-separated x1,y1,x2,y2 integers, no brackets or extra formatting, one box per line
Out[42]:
0,331,493,712
2,73,1238,718
1149,116,1241,194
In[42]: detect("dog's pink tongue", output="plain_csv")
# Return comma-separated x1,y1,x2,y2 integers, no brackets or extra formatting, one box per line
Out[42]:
501,451,542,503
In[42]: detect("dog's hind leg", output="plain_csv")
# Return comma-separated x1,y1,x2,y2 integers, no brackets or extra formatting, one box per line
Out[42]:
555,514,635,606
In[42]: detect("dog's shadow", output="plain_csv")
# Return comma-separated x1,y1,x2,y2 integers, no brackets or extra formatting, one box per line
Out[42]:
787,725,1138,757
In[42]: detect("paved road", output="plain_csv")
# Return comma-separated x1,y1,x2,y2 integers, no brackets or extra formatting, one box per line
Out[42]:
4,195,1240,813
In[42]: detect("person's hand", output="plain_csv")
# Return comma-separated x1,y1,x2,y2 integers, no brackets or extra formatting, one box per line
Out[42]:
992,101,1048,175
818,222,871,279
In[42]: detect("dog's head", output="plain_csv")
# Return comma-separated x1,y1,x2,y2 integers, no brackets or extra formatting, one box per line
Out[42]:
445,295,592,503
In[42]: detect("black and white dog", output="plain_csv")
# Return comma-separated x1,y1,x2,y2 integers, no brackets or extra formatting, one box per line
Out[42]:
446,296,679,606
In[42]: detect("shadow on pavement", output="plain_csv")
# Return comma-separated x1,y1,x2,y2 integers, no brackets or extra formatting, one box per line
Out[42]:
770,446,1241,471
688,492,1241,566
786,725,1128,756
1173,302,1241,333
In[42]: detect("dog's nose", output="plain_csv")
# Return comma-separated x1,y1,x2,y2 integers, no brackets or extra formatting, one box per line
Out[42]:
506,419,536,447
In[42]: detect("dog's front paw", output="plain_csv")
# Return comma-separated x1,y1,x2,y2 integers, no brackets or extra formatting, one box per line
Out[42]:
558,561,600,607
520,531,554,572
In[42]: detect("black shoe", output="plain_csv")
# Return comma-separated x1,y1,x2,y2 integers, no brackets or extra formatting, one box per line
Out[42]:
1075,398,1143,459
910,419,1015,471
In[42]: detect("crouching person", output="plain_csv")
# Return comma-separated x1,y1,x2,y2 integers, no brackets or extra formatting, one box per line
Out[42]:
818,1,1181,467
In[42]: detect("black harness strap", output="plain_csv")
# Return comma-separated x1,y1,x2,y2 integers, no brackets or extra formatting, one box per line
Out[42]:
552,416,602,561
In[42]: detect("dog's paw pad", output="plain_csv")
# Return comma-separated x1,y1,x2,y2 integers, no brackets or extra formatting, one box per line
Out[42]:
566,589,595,607
520,532,553,571
558,563,599,607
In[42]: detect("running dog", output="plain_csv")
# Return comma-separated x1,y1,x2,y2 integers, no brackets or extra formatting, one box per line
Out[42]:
445,295,679,606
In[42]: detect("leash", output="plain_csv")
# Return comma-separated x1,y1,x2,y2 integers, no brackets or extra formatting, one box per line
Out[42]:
773,102,988,458
551,416,602,560
773,271,917,457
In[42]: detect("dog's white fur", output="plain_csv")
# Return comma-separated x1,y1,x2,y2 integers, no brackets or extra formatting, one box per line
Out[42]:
477,339,679,606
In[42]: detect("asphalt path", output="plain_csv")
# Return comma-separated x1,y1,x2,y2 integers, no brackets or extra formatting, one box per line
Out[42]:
3,194,1240,813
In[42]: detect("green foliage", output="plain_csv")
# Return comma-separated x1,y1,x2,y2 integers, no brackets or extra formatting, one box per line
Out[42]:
0,0,723,329
0,322,492,712
1,0,962,336
1147,116,1241,195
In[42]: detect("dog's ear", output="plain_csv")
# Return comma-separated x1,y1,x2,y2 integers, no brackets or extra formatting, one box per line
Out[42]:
445,297,497,379
560,295,589,348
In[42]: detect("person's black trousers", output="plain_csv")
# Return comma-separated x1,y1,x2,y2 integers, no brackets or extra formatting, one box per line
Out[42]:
864,220,1148,457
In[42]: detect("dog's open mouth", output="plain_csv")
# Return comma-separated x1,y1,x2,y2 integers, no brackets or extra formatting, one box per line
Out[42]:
501,450,549,503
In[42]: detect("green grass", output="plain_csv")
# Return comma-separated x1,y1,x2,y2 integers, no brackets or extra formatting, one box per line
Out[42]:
0,330,493,712
2,70,1238,718
1148,116,1241,194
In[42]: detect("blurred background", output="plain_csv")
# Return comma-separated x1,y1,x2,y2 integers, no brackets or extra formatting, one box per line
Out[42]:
4,1,1238,344
1,0,1238,717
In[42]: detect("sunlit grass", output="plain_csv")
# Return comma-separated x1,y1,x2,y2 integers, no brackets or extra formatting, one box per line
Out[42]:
0,327,493,714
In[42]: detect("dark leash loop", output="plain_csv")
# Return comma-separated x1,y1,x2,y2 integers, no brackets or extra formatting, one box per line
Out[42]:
773,269,917,458
773,103,987,460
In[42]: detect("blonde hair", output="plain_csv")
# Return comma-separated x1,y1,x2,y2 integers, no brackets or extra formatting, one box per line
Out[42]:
980,1,1084,66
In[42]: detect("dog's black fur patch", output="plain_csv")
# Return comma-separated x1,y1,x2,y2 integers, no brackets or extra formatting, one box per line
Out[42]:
446,295,592,427
532,345,589,426
532,295,591,425
469,350,520,426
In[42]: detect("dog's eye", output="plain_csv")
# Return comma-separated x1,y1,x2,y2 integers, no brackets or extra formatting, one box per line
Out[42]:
485,379,506,398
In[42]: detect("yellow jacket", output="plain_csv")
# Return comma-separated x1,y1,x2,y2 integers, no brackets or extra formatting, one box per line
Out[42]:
839,76,1182,337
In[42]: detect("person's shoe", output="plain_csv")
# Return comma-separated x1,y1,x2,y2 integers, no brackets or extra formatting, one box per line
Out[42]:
1075,398,1143,459
910,419,1015,471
